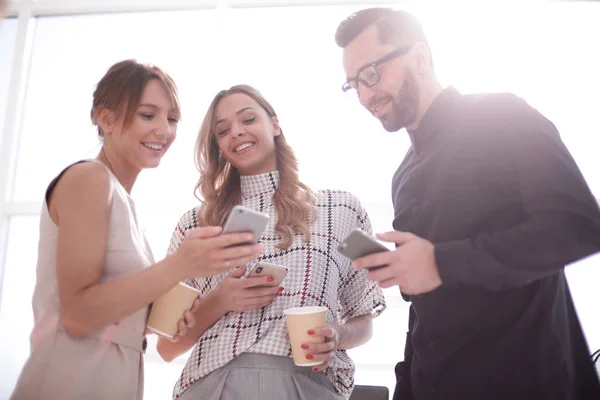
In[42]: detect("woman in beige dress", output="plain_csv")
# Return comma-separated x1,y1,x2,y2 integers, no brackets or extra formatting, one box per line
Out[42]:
10,60,263,400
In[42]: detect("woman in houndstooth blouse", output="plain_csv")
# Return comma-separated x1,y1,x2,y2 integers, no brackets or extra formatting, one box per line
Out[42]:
157,85,386,400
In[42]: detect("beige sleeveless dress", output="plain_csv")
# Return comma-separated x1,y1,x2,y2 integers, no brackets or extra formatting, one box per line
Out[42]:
11,160,153,400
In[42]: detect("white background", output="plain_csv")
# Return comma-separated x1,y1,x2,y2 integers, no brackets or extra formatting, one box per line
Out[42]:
1,1,599,398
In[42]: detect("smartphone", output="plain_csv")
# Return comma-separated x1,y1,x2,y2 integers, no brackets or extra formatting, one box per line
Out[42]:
246,261,289,287
337,228,390,271
222,205,269,245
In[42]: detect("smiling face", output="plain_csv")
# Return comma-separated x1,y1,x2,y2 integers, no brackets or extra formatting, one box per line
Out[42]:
212,93,281,176
101,79,179,170
342,25,421,132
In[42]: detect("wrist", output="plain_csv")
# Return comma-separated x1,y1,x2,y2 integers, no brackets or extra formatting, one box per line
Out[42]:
163,252,189,283
334,323,347,348
206,288,228,315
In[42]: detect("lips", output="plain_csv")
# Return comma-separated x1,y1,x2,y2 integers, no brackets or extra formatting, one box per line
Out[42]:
141,142,166,151
233,142,255,153
369,98,391,117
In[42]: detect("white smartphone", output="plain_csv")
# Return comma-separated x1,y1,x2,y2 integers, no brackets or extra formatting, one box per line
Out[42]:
337,228,390,271
245,261,289,287
222,205,269,245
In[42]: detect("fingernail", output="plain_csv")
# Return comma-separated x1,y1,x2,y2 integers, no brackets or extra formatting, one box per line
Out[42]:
312,367,319,372
306,354,313,360
307,330,315,335
278,287,284,292
301,344,308,349
267,277,274,282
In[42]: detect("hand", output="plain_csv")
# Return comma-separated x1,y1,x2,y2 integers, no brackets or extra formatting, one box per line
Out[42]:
175,226,264,279
214,266,282,313
146,297,201,342
353,231,442,294
302,325,341,372
165,297,201,342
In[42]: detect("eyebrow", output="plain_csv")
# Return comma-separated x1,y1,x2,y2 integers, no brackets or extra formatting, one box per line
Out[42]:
215,106,256,126
138,103,177,114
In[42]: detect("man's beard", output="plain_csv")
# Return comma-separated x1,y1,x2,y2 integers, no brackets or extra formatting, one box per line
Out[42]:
378,71,420,132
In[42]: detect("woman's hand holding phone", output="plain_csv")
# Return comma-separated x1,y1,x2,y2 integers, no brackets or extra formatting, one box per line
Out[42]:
214,266,282,313
173,226,264,279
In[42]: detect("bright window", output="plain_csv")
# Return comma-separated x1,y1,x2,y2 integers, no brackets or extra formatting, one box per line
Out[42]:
1,2,599,399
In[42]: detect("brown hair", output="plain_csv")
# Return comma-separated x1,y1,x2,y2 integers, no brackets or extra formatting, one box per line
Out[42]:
90,59,181,137
335,8,434,70
194,85,316,250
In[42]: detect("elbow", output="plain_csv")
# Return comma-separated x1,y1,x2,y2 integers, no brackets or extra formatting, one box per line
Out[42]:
60,313,93,338
156,338,177,362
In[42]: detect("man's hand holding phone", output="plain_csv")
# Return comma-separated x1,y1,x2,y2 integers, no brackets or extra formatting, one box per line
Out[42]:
352,231,442,295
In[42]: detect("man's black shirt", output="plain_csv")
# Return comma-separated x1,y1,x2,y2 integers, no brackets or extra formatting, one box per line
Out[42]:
391,87,600,400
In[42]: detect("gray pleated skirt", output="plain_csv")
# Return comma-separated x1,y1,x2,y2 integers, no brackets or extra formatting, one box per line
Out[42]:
177,353,345,400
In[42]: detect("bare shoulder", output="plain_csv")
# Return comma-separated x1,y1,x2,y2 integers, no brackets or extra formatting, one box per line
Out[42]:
51,162,113,218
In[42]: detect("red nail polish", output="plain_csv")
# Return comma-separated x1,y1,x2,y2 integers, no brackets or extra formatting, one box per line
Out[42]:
278,287,284,292
306,354,313,360
307,330,315,335
301,344,308,349
312,367,319,372
267,277,274,282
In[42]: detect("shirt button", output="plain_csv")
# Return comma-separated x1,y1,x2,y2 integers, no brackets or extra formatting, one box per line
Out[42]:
428,341,435,349
429,388,436,395
142,337,148,352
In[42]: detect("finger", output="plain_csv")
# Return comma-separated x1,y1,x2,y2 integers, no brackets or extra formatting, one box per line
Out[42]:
306,350,335,363
216,232,256,248
302,341,335,354
378,276,400,289
176,319,187,337
312,362,328,372
221,254,262,270
245,287,282,300
352,251,393,270
376,230,417,245
365,265,398,284
221,243,264,260
187,226,223,239
189,298,201,313
310,327,336,339
183,310,196,328
226,266,247,279
243,275,277,288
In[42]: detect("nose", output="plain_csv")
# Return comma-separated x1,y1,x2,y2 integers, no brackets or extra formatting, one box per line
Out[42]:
358,84,377,108
155,116,174,139
230,121,245,138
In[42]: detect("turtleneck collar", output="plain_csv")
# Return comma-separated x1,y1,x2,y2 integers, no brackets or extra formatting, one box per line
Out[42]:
407,86,462,156
240,170,279,199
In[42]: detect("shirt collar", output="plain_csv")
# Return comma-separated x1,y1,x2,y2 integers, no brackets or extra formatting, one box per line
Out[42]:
240,171,279,199
407,86,462,155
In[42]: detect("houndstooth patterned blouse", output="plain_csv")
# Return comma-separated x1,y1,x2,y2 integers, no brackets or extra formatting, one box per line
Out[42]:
168,171,386,399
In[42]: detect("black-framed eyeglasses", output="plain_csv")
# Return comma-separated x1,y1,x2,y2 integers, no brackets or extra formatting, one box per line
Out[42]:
342,45,412,94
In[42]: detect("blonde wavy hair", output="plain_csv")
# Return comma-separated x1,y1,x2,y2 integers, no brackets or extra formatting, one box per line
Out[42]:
194,85,316,249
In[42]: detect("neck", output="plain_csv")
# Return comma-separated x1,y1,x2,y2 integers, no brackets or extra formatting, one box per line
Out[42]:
96,147,140,194
407,78,443,131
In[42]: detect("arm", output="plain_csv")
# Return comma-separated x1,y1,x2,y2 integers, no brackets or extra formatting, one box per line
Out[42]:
336,314,373,349
435,98,600,289
53,163,261,337
157,289,227,362
304,314,372,372
156,265,281,361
